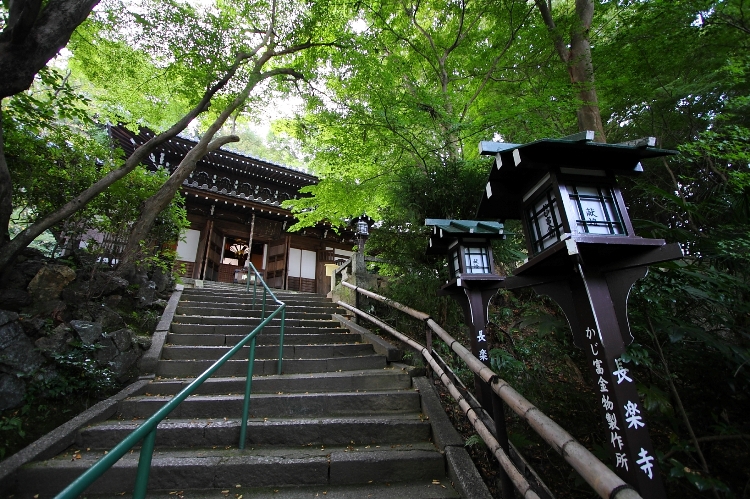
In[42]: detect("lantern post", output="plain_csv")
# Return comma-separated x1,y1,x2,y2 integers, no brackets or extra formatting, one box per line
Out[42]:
477,131,682,498
350,215,374,273
424,219,514,497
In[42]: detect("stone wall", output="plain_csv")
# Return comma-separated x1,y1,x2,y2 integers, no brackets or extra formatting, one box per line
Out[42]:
0,249,169,412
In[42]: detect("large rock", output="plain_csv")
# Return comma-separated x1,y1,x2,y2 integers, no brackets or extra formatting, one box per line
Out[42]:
95,305,125,330
150,299,168,311
108,328,134,352
133,335,152,351
151,267,171,293
60,280,90,303
69,320,103,345
94,337,119,367
17,259,46,283
27,264,76,302
0,319,23,350
136,281,157,309
91,274,129,296
0,288,32,311
35,325,73,356
24,299,67,319
0,334,45,375
104,294,122,309
20,316,47,337
110,350,140,380
0,310,19,327
0,373,25,411
0,266,25,290
17,247,46,261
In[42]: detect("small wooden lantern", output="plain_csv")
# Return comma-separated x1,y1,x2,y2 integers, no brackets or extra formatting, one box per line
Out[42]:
426,219,504,279
425,219,505,398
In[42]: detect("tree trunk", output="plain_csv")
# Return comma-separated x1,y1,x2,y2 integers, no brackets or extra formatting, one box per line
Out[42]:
568,0,606,142
0,0,101,99
535,0,606,142
119,134,239,269
118,72,264,269
118,59,306,271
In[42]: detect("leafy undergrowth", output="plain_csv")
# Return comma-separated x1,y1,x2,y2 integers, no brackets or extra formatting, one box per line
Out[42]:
429,288,750,498
0,346,120,460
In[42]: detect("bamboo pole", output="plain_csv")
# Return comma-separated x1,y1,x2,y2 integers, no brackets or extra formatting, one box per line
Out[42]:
336,301,541,499
339,282,642,499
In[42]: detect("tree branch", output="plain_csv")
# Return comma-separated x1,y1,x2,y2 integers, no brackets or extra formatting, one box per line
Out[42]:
0,52,247,271
460,3,535,122
207,135,240,152
534,0,569,63
259,67,305,81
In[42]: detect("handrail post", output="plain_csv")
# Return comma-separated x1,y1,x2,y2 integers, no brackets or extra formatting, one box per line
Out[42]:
132,429,157,499
277,305,286,375
262,287,267,319
491,388,515,499
239,337,257,449
424,322,433,377
253,276,257,310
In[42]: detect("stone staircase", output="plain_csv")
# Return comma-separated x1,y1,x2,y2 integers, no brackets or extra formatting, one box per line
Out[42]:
14,283,463,498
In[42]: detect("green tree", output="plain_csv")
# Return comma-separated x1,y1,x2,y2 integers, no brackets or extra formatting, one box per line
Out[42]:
285,0,536,229
64,0,345,268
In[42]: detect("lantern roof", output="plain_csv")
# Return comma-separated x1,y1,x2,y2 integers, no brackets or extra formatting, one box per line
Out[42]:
476,131,677,220
350,214,375,226
425,219,505,255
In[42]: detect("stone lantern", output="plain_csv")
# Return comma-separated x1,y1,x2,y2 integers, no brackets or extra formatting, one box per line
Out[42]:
477,131,682,498
350,215,374,276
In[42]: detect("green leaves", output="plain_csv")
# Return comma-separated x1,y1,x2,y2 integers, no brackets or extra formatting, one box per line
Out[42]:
668,459,731,493
489,348,525,378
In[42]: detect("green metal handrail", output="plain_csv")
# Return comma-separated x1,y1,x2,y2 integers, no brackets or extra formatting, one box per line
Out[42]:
246,262,285,374
55,266,286,499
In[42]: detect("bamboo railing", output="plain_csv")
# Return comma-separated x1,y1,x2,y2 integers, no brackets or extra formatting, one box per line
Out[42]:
340,281,642,499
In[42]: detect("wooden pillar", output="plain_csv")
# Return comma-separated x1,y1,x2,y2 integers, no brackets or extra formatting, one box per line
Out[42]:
199,219,214,280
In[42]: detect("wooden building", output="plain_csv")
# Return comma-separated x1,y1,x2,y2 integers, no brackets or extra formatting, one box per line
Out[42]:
111,125,354,294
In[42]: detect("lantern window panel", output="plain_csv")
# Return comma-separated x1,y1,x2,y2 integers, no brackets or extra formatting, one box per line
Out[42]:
450,248,461,278
464,246,491,274
567,184,626,236
527,187,564,254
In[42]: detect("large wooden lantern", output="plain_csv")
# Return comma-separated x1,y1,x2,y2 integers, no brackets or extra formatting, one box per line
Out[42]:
425,219,506,412
477,131,682,498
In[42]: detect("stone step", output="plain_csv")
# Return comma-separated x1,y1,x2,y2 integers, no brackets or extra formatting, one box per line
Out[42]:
18,444,446,497
166,332,360,347
180,295,334,307
118,390,421,420
160,344,375,361
145,370,414,396
179,297,342,309
175,306,334,320
155,355,386,377
177,300,341,312
172,316,343,328
76,480,459,499
78,415,431,449
169,323,348,335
